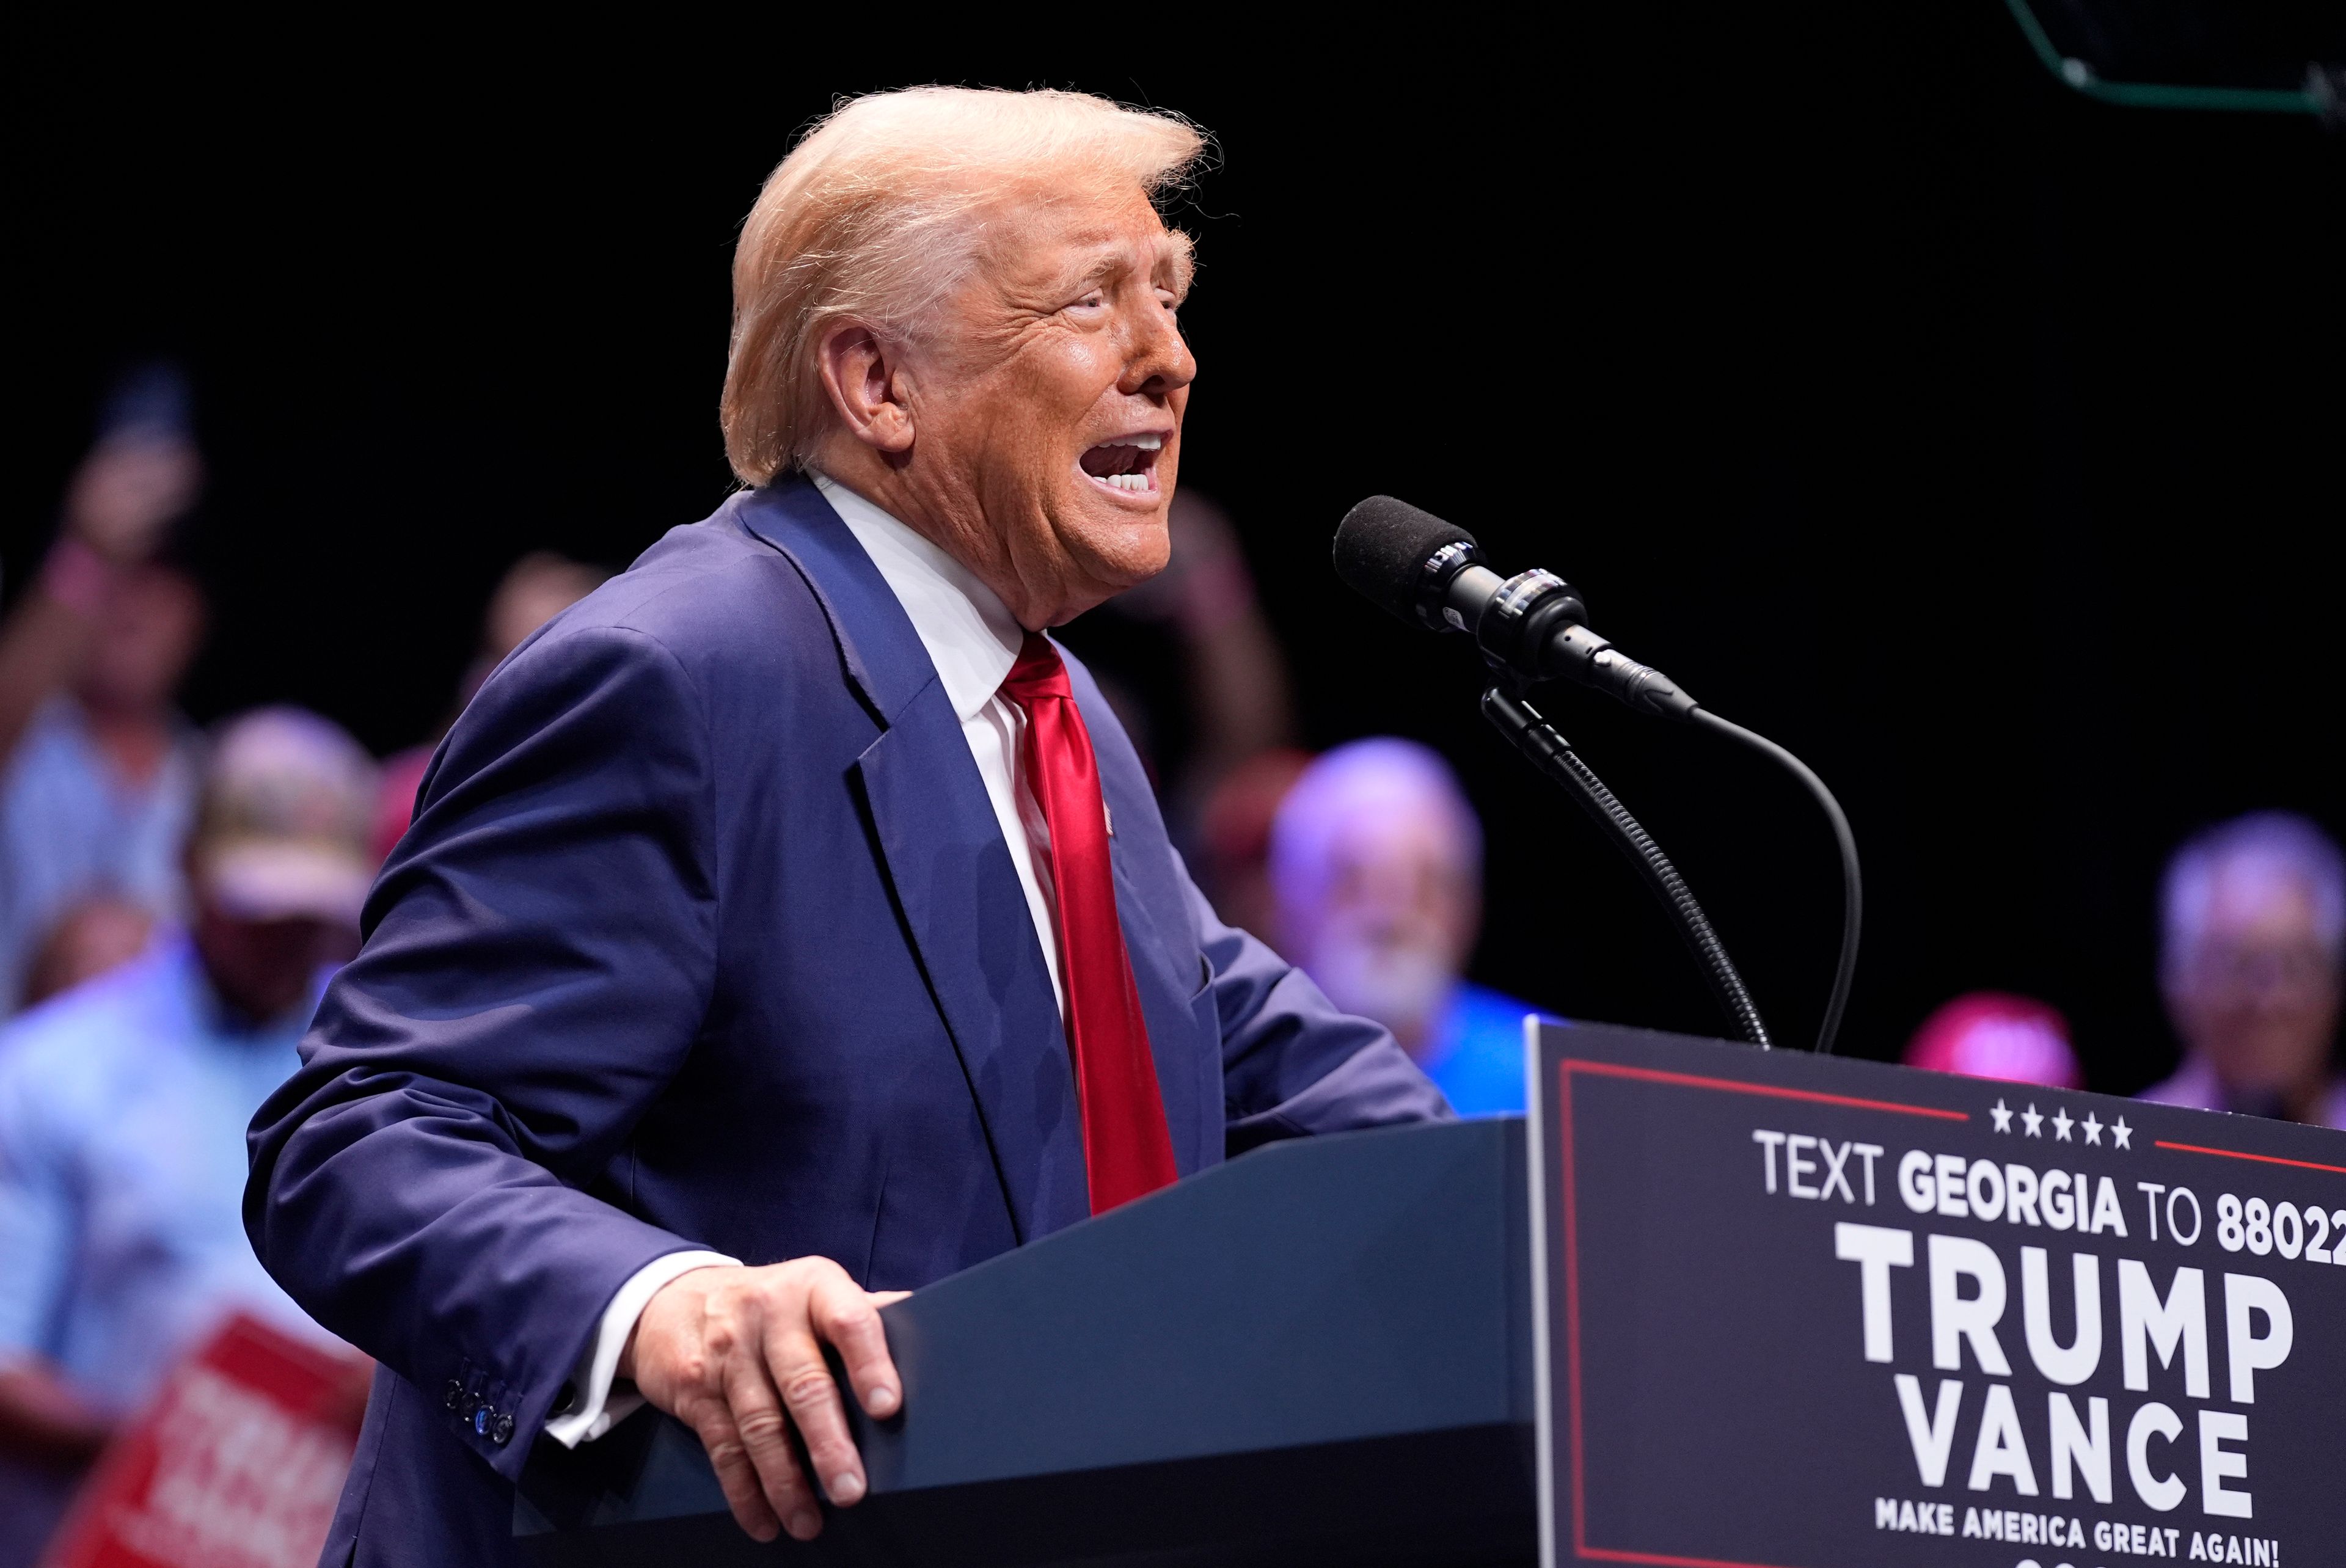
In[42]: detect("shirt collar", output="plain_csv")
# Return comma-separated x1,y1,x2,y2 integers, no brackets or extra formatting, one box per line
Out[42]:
813,472,1024,723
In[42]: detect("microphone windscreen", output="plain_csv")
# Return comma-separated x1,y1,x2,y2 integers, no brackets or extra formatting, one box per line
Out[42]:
1332,495,1477,625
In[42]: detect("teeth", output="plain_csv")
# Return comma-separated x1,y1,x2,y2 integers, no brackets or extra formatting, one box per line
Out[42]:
1100,433,1164,450
1098,472,1150,491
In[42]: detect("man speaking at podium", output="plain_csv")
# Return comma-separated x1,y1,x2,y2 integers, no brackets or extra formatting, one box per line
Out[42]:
244,87,1448,1567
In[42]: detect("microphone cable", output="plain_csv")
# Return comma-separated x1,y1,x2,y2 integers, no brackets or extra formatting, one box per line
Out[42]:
1686,710,1861,1056
1483,688,1774,1049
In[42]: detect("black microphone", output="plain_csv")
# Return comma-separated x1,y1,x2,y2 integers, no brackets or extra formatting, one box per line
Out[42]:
1332,495,1698,721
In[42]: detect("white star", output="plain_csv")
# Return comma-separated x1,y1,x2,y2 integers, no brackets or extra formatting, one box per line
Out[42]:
2022,1104,2044,1137
2053,1107,2075,1142
2082,1112,2103,1146
1990,1098,2015,1134
2111,1117,2133,1151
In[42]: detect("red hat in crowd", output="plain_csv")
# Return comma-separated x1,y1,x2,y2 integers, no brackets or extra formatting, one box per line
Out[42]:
1904,991,2083,1089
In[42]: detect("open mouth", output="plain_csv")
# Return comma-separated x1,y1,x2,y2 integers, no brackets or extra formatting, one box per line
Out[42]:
1078,432,1165,496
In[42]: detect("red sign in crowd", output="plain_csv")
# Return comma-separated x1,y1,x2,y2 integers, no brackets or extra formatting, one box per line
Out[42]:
43,1316,360,1568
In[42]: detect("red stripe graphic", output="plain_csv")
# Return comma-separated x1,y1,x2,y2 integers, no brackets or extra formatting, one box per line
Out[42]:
1559,1063,1588,1561
1576,1548,1807,1568
2154,1140,2346,1176
1563,1057,1970,1121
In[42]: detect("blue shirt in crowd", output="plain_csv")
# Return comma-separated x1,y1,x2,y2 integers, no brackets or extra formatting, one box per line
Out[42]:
0,698,198,1013
0,936,331,1417
1415,981,1539,1117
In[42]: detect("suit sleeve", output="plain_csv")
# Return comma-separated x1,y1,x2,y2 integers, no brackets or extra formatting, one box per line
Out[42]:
1191,881,1454,1151
244,623,721,1482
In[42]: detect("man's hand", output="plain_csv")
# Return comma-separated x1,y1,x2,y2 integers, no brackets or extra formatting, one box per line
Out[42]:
620,1259,905,1543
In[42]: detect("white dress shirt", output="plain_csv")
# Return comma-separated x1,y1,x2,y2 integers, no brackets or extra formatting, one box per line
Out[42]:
546,472,1067,1446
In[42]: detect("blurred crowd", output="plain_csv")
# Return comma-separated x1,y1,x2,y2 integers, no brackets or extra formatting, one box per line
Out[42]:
0,384,611,1562
2,375,2341,1559
1899,815,2345,1125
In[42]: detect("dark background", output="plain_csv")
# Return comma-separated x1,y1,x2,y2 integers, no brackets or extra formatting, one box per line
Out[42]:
10,12,2341,1088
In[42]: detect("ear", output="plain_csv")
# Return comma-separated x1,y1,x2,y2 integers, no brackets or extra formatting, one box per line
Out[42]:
814,323,916,454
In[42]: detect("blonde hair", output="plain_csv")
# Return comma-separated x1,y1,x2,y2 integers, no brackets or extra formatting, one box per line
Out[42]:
721,87,1207,486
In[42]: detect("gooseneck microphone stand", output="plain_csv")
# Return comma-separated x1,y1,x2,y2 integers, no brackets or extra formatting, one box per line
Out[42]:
1479,669,1863,1054
1480,685,1775,1049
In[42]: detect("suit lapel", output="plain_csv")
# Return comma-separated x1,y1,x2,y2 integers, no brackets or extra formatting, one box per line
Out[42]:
1106,848,1213,1175
738,482,1088,1244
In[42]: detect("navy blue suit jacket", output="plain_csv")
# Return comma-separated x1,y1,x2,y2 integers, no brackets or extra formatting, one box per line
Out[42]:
244,480,1448,1567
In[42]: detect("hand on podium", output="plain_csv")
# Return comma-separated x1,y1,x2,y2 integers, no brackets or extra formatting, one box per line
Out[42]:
621,1257,908,1544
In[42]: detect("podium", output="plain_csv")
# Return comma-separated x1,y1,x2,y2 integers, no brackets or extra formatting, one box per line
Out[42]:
514,1117,1536,1566
515,1021,2346,1567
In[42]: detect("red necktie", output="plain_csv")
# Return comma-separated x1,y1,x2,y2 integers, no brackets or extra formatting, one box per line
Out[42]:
999,633,1180,1214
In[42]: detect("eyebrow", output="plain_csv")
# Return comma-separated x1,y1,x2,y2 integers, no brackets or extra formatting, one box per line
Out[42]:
1160,233,1196,294
1064,231,1194,293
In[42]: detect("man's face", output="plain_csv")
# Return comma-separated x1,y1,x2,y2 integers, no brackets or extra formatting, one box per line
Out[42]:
76,566,204,714
2165,867,2342,1102
191,894,355,1025
892,182,1196,627
1287,812,1479,1049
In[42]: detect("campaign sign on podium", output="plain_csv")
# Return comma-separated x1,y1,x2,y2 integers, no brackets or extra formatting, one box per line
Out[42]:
1526,1022,2345,1568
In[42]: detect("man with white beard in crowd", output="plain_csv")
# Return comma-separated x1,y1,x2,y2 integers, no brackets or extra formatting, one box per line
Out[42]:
1269,738,1535,1115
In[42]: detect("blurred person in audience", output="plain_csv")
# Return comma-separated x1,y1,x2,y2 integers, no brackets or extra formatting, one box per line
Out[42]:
1904,991,2082,1088
0,708,375,1559
371,550,608,861
2143,810,2345,1128
1194,748,1311,941
18,898,156,1012
1270,738,1532,1115
0,368,207,1015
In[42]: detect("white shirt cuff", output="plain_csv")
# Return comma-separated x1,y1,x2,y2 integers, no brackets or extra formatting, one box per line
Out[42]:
543,1250,739,1448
